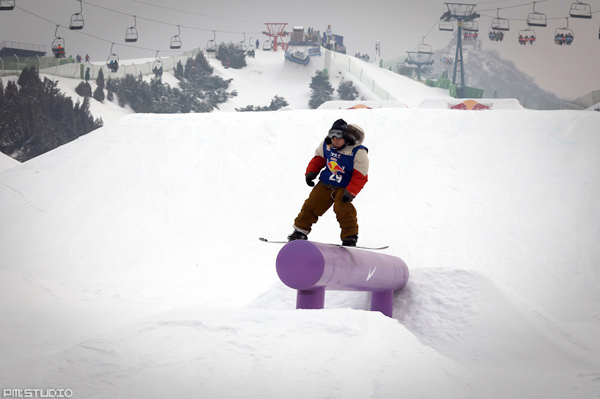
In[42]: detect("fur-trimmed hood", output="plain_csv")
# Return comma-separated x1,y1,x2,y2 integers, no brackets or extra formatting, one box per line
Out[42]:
346,124,365,146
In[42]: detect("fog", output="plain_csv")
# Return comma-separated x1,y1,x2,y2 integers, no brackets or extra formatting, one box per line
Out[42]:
1,0,599,99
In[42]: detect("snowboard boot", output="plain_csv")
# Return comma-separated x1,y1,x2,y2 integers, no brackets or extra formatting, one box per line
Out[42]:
287,230,308,241
341,235,358,247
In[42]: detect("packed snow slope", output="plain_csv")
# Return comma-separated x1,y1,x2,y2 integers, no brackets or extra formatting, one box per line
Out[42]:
1,52,600,398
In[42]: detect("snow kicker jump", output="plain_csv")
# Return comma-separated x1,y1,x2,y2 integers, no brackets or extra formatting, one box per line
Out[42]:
276,240,409,317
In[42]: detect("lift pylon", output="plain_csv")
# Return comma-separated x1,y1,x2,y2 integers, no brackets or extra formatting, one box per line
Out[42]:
440,3,480,98
263,23,288,52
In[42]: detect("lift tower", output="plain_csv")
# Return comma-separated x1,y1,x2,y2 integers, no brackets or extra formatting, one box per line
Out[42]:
406,39,434,81
440,3,480,98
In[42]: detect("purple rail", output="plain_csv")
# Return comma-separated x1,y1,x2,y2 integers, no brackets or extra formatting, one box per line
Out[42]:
276,240,409,317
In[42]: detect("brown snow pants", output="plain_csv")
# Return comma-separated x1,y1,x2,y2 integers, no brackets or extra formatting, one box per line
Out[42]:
294,182,358,240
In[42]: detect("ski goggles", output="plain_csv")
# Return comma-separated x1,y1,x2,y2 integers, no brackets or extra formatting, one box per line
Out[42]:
327,129,345,139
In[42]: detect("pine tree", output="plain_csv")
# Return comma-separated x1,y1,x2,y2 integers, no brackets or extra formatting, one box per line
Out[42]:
269,95,288,110
235,96,288,112
96,68,105,90
195,51,213,73
0,67,102,161
337,79,359,101
216,42,247,69
93,85,105,103
174,61,184,80
75,81,93,97
308,70,334,109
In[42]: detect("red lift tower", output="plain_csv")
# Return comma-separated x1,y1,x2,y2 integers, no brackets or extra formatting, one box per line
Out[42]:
263,23,288,52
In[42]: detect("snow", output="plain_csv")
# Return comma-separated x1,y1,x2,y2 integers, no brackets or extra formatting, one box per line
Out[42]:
586,102,600,112
0,151,19,173
1,49,600,399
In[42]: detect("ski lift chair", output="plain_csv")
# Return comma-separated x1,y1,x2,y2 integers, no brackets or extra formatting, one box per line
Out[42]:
206,40,217,53
417,42,433,54
170,26,182,50
463,21,479,39
107,44,119,73
0,0,15,11
555,19,574,45
153,62,164,77
518,28,536,45
527,3,547,27
69,13,84,30
51,37,66,58
488,27,505,42
206,31,217,53
463,20,479,32
125,16,138,42
236,40,247,52
170,36,182,49
491,9,510,31
107,55,119,72
69,0,84,30
151,51,163,77
263,39,272,51
125,27,138,43
51,25,66,58
439,20,454,31
570,1,592,19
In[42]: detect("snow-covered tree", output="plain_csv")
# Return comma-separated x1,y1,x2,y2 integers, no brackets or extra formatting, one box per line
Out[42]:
308,70,334,109
337,79,359,101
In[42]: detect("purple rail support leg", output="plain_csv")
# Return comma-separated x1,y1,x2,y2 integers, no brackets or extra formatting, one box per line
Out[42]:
371,290,395,317
276,240,409,317
296,287,325,310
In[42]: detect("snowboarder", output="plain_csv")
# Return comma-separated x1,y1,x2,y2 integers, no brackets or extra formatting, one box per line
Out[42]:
288,119,369,247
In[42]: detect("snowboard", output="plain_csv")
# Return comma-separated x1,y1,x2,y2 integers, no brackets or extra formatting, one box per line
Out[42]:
258,237,389,250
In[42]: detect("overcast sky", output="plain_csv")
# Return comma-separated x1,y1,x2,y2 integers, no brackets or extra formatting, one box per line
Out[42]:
1,0,599,99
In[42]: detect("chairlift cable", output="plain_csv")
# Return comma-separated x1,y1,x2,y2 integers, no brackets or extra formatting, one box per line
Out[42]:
477,0,549,13
81,0,262,35
413,19,442,52
127,0,254,24
15,4,188,54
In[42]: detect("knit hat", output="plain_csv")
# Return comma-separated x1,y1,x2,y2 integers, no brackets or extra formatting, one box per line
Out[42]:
328,119,348,138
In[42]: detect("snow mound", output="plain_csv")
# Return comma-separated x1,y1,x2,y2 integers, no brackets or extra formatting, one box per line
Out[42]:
1,52,600,398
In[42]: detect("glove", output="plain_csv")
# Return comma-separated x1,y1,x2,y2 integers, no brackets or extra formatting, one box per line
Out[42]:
342,189,355,203
305,172,318,187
